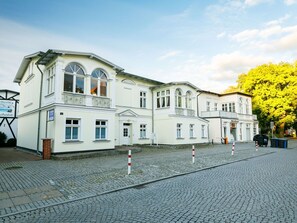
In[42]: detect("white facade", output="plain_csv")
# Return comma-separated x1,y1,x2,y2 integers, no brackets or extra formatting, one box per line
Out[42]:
199,91,259,143
14,50,258,154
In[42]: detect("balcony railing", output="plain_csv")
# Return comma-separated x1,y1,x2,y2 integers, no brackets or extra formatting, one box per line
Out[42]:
62,92,111,108
62,92,85,105
92,96,111,108
201,110,256,121
175,108,195,117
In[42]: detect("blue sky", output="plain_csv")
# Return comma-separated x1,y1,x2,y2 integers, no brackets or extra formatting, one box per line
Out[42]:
1,0,297,93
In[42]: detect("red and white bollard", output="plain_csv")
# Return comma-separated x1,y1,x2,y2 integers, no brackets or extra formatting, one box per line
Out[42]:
231,142,235,156
256,141,258,151
128,150,132,175
192,145,195,164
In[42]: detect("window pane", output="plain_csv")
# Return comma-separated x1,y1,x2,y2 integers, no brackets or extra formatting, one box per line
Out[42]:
65,127,71,139
76,76,84,93
91,78,98,95
66,120,71,125
96,128,100,139
100,81,107,96
72,127,78,139
101,128,106,139
73,120,79,125
64,74,73,92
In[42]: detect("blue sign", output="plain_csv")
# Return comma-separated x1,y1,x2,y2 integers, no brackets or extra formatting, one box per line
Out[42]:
48,109,54,121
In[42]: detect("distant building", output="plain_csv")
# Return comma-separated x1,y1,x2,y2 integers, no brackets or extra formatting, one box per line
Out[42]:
14,49,258,154
0,89,19,143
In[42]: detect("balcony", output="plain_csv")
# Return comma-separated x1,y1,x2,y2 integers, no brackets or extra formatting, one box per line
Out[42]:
62,92,86,105
175,108,195,117
201,110,257,121
62,92,111,108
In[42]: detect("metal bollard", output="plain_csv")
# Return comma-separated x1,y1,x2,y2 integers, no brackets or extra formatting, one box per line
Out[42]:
231,142,235,156
128,150,132,175
192,145,195,164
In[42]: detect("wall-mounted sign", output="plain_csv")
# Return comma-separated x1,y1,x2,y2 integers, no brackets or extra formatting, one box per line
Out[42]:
48,109,55,121
270,121,274,129
0,100,16,118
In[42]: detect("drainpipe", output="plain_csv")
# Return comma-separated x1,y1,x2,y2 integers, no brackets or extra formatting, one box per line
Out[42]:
36,63,44,155
151,88,155,144
196,91,202,117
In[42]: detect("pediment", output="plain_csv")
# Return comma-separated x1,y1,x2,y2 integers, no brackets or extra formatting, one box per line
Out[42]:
118,109,138,117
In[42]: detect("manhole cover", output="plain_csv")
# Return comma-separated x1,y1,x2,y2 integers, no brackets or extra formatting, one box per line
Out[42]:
5,166,23,170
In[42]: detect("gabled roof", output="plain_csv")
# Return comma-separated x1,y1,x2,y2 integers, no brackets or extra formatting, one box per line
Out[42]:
118,71,164,85
14,49,124,83
197,89,252,98
151,81,201,91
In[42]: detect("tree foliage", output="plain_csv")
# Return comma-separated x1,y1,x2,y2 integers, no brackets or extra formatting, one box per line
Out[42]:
235,62,297,135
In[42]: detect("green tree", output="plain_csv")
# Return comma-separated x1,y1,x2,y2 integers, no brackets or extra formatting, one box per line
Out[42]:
236,62,297,137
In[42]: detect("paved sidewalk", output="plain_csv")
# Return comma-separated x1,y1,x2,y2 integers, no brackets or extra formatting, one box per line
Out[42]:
0,140,296,219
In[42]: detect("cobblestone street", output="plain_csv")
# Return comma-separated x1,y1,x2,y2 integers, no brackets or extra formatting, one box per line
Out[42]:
0,141,296,222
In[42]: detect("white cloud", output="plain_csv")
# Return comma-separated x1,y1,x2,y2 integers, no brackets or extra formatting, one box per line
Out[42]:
208,51,270,81
158,51,182,61
217,32,226,39
266,14,291,26
244,0,272,6
284,0,297,5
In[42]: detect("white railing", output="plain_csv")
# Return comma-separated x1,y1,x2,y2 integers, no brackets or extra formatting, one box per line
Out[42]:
175,108,195,117
201,110,257,120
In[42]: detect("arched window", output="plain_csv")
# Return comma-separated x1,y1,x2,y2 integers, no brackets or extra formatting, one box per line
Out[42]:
175,89,182,108
185,91,192,109
64,62,85,93
91,69,108,96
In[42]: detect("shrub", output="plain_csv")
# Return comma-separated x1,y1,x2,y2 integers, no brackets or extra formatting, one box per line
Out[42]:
0,132,7,147
7,138,17,147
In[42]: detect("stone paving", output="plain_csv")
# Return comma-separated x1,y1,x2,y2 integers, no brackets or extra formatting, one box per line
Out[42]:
0,140,296,221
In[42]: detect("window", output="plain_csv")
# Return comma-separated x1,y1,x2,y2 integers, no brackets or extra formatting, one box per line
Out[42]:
222,103,228,111
206,101,210,111
214,103,218,111
177,123,182,138
64,62,85,93
91,69,108,96
239,97,243,113
189,124,194,138
228,102,235,112
185,91,192,109
47,66,55,94
95,120,107,140
157,90,170,108
140,124,146,139
65,119,80,141
246,99,249,114
239,123,243,141
201,125,206,138
175,89,182,108
140,91,146,108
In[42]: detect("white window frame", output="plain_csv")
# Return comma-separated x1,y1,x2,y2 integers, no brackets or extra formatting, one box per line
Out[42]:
140,91,147,108
214,103,218,111
189,124,194,138
177,123,182,138
206,101,210,111
47,65,55,94
65,119,80,141
90,69,108,97
201,125,206,138
64,62,85,94
95,120,108,140
140,124,147,139
157,90,170,108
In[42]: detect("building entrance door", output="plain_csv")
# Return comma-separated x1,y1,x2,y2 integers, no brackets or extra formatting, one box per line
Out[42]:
122,123,132,145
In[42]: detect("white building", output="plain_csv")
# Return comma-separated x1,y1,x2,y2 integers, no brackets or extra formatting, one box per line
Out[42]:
14,49,258,154
198,90,259,143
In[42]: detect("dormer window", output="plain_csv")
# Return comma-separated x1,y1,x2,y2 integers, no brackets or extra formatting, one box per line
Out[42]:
91,69,108,97
64,62,85,93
